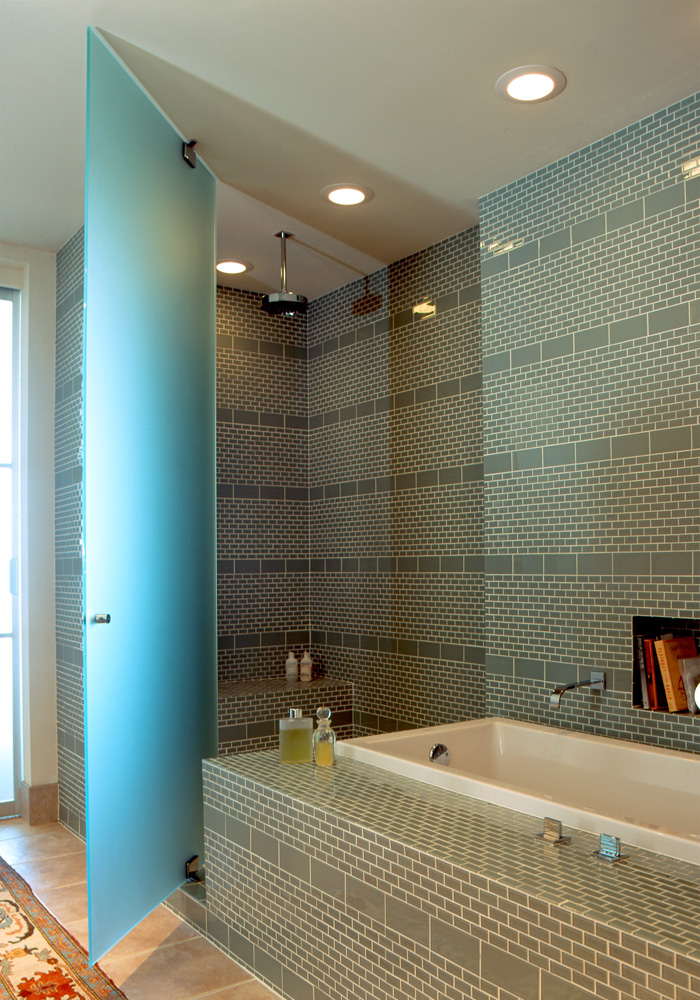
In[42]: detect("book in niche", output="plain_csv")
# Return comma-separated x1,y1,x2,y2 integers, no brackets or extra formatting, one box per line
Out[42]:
654,634,696,712
635,635,649,709
642,637,667,710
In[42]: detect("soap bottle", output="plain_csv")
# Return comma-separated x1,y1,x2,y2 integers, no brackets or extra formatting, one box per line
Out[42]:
300,649,313,683
285,650,299,683
279,709,313,763
313,706,336,766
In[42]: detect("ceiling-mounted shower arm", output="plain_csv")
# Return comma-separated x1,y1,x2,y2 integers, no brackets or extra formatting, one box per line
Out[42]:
261,231,307,317
276,231,292,294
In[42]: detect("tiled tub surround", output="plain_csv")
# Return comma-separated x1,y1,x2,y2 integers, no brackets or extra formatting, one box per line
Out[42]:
308,227,485,734
203,751,700,1000
480,93,700,756
336,718,700,865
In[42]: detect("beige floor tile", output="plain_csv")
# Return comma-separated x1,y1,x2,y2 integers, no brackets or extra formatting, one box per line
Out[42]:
65,905,198,962
194,983,284,1000
0,818,30,840
13,850,87,891
193,984,283,1000
100,935,252,1000
36,881,89,925
103,904,200,961
0,818,65,842
3,822,274,1000
0,827,85,865
63,915,91,950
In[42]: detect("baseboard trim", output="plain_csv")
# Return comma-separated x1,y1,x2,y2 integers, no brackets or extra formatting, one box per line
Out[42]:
20,782,59,826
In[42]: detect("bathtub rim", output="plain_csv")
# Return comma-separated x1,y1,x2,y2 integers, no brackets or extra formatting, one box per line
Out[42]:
336,716,700,866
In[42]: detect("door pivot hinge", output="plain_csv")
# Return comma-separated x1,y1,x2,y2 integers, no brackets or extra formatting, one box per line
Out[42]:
182,139,197,169
185,855,202,882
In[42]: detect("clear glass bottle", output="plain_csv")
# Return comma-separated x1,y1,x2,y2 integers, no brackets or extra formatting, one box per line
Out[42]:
279,708,312,762
313,706,336,766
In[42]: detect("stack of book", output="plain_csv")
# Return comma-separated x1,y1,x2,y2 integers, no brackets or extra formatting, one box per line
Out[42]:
636,632,697,712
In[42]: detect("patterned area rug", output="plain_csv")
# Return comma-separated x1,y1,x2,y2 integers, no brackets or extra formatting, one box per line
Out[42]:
0,855,127,999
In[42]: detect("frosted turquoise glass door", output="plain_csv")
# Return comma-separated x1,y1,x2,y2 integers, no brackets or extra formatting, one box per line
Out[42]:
84,29,217,963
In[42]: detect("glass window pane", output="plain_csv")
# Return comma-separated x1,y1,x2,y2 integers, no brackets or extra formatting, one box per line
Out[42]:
0,638,13,803
0,468,10,634
0,298,11,465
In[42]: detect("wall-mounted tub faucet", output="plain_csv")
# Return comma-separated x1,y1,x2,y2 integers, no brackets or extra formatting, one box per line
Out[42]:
549,671,605,708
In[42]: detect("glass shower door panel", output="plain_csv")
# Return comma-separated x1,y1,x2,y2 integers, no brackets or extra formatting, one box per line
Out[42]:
84,29,217,963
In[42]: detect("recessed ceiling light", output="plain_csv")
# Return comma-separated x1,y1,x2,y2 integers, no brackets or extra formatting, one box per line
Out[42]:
320,184,374,206
495,65,566,103
216,259,250,274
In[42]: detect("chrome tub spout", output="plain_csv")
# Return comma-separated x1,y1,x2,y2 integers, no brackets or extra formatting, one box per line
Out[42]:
549,671,605,708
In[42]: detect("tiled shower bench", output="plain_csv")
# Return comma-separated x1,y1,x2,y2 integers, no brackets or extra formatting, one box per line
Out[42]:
218,676,353,756
201,750,700,1000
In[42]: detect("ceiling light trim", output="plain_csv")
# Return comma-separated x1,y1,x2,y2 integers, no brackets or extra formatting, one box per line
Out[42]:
216,259,251,274
320,184,374,206
495,65,567,104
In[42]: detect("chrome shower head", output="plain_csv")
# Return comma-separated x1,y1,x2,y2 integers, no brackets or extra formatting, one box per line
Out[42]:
261,231,308,317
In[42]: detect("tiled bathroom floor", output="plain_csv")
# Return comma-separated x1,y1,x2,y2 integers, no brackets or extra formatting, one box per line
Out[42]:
0,817,282,1000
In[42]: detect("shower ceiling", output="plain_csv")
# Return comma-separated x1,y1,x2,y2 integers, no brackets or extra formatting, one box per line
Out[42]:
2,0,699,299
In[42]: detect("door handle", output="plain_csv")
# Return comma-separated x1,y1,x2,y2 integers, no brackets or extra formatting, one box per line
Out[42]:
94,613,111,624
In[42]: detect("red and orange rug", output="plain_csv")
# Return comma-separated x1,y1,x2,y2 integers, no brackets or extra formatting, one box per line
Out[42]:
0,855,127,999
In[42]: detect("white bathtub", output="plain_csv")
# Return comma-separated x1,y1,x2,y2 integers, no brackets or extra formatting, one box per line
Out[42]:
336,717,700,866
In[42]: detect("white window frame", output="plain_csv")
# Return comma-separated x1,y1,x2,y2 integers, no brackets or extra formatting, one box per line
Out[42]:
0,286,21,817
0,245,57,824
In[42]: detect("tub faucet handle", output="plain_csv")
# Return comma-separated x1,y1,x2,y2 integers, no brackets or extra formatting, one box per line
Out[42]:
592,832,629,863
535,816,571,845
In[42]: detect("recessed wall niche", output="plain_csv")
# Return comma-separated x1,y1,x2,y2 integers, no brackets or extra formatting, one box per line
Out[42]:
633,615,700,716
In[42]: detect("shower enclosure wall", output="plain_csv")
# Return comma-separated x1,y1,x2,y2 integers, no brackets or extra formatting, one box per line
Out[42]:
55,91,700,837
216,227,484,750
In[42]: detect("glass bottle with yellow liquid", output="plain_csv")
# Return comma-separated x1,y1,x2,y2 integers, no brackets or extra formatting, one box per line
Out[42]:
279,709,313,762
313,706,336,766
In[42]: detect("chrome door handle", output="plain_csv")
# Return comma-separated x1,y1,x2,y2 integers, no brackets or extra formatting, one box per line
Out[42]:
94,613,111,624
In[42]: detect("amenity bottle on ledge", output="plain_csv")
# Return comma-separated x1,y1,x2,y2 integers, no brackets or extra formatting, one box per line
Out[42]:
279,708,313,762
300,650,313,682
313,706,336,766
285,650,299,682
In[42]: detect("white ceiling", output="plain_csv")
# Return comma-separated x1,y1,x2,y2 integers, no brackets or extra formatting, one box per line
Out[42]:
2,0,699,300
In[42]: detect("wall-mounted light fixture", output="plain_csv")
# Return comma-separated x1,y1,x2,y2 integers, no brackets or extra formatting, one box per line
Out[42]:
495,65,566,103
682,156,700,178
413,300,436,318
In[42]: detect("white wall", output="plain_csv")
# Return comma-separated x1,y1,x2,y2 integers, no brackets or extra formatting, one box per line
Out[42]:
0,242,57,788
